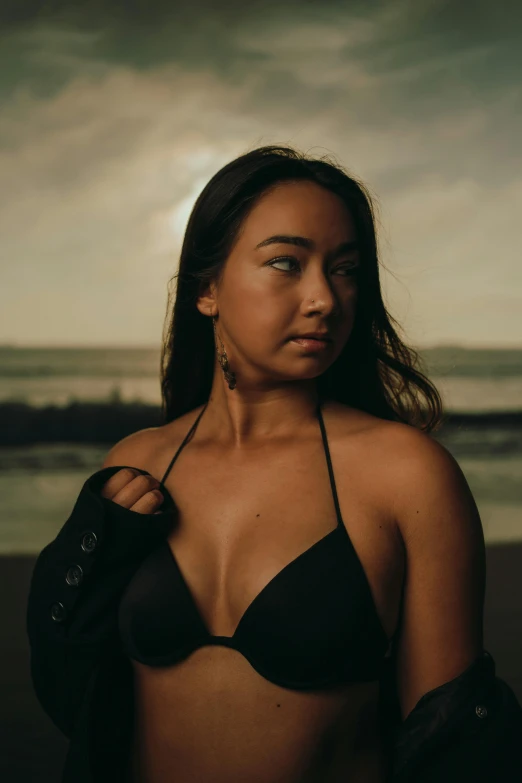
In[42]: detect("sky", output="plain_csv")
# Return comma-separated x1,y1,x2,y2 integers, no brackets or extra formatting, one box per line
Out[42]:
1,0,521,349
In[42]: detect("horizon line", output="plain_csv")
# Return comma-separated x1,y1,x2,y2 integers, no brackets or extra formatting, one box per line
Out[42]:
1,341,522,351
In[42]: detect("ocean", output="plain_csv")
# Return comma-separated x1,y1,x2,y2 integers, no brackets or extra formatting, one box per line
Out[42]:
1,345,522,411
0,345,520,553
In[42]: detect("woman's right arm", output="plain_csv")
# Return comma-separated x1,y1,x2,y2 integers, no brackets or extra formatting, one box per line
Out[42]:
26,437,174,738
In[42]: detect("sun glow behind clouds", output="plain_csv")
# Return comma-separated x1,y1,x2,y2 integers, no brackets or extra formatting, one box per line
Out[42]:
168,176,209,242
148,147,234,259
166,147,225,242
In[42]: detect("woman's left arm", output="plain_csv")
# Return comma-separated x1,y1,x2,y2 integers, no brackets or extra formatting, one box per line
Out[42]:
391,430,486,722
386,428,522,781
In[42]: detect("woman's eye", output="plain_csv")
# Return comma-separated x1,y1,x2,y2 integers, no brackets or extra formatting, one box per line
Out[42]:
336,265,360,276
266,258,360,276
267,257,299,272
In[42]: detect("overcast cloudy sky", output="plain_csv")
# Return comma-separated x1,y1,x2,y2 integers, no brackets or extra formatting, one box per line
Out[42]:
1,0,520,348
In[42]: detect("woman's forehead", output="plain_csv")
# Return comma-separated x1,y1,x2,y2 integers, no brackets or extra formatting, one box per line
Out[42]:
238,182,356,247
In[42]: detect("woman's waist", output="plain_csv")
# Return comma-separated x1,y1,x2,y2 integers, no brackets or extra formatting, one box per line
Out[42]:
128,650,386,782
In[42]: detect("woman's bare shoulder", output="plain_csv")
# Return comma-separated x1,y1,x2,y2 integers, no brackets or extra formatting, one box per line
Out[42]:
333,402,479,547
324,399,421,444
101,404,207,473
101,427,162,470
326,400,446,498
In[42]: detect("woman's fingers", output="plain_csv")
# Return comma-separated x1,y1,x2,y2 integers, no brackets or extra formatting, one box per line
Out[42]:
129,489,164,514
100,468,141,501
101,469,164,514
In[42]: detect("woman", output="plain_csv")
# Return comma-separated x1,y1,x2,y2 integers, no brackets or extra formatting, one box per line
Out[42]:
102,143,483,782
27,144,505,782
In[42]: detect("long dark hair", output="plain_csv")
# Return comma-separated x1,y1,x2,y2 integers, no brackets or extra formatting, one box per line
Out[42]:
160,144,443,432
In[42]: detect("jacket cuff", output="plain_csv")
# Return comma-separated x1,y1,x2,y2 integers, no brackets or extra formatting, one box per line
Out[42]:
389,650,519,781
27,465,175,643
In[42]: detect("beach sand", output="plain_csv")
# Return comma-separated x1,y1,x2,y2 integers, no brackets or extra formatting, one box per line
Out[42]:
1,544,521,783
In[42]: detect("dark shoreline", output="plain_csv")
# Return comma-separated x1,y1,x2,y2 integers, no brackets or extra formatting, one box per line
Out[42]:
1,400,522,456
2,544,522,781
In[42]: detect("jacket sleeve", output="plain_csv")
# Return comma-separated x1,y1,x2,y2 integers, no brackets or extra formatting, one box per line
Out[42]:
387,650,522,782
26,465,175,739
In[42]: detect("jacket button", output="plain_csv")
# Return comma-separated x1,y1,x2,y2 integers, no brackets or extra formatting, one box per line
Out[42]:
475,704,488,718
66,564,84,587
51,602,66,622
81,531,98,553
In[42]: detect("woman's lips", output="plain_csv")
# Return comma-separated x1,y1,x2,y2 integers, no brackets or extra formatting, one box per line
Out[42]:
290,337,331,352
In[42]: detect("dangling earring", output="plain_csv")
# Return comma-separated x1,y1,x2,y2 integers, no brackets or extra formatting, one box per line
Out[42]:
212,316,237,390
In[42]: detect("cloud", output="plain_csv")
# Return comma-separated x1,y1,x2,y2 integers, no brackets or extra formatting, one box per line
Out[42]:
0,0,520,346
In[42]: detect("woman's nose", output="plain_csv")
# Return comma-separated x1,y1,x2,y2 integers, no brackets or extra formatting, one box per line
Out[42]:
303,275,339,314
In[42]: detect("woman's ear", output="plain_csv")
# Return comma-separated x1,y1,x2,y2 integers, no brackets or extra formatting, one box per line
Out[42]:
195,281,217,318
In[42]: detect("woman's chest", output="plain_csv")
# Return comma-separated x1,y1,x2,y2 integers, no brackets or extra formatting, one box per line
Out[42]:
136,433,404,660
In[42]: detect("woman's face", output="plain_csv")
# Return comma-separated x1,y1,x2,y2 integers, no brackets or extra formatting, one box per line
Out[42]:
199,179,360,388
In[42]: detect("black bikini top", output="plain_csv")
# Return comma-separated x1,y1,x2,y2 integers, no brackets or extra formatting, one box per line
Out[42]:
118,400,394,690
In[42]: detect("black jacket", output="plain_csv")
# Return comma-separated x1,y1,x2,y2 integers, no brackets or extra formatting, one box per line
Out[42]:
26,466,522,782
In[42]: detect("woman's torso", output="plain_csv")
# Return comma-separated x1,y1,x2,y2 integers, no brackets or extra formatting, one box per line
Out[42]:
118,400,405,783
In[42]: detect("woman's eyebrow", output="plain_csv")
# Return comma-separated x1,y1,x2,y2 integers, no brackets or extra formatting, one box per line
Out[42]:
254,234,359,260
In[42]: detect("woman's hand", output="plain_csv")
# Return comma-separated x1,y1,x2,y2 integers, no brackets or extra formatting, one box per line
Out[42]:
100,468,165,514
